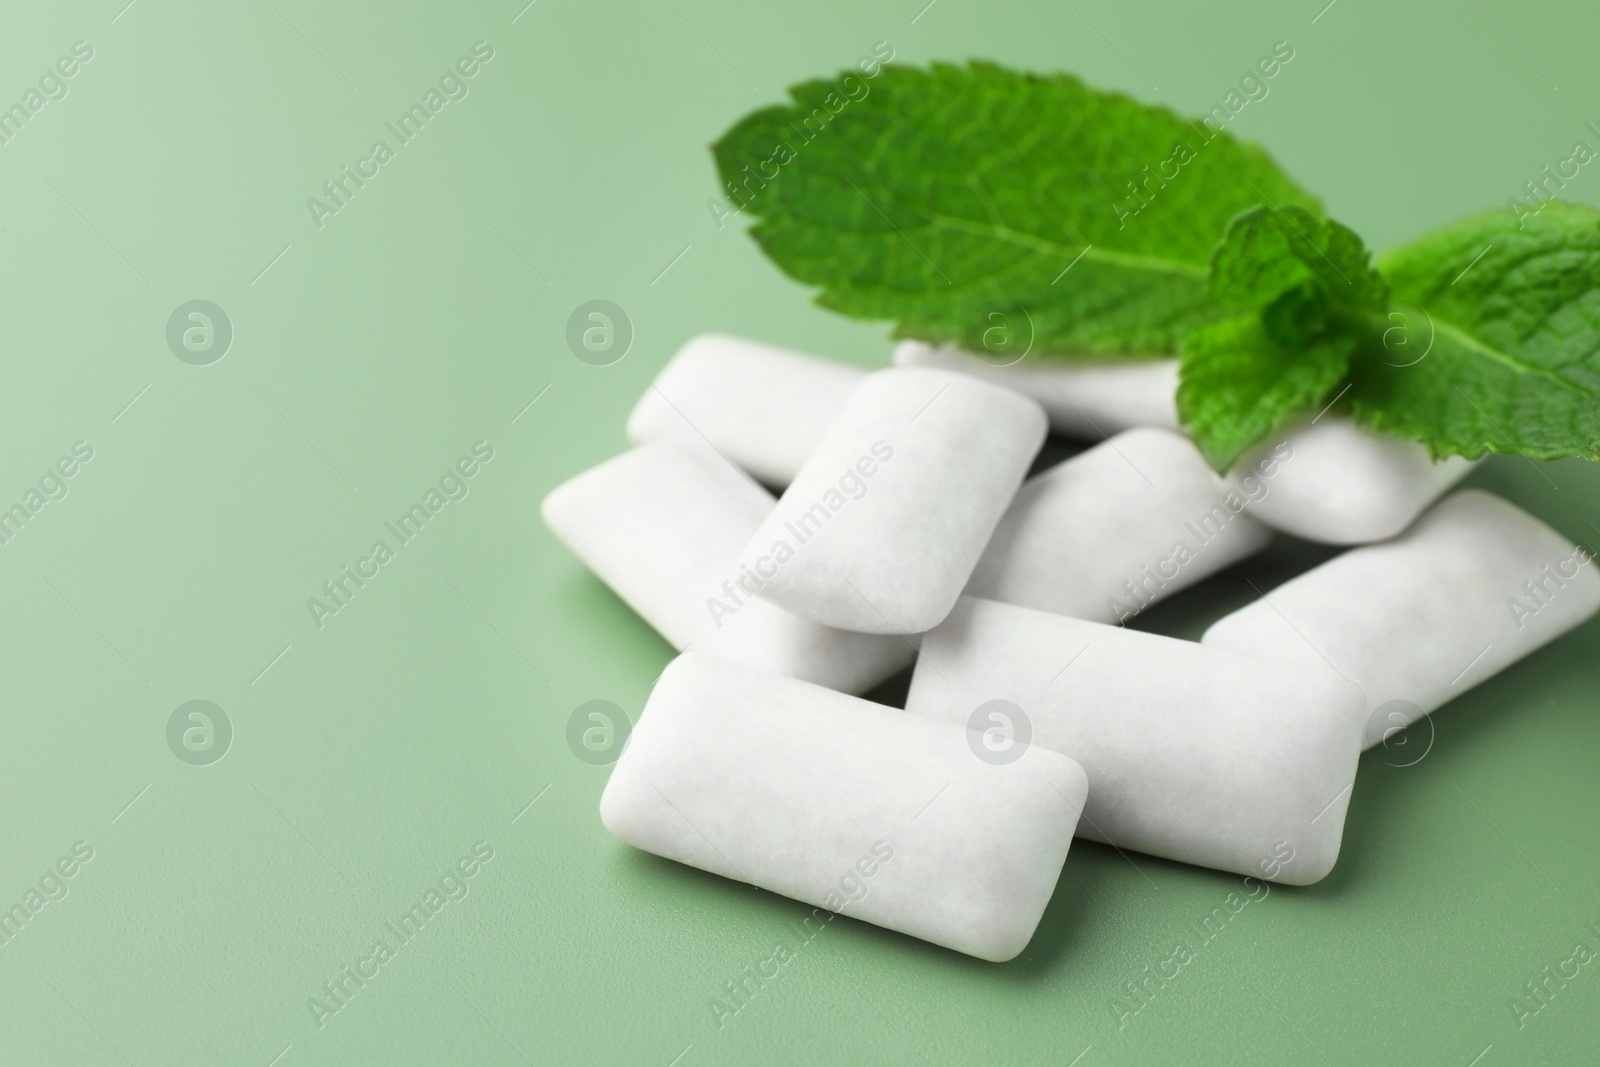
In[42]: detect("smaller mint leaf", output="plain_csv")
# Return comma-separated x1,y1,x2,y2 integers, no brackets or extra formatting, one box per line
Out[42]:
1319,218,1388,314
1180,207,1383,468
1209,205,1318,309
1178,314,1355,472
1209,206,1388,319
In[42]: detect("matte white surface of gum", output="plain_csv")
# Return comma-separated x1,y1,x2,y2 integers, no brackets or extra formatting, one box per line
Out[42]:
1229,418,1477,544
540,441,914,693
1202,489,1600,749
967,428,1273,623
907,597,1366,884
893,340,1179,437
600,653,1089,962
626,334,866,486
740,367,1048,634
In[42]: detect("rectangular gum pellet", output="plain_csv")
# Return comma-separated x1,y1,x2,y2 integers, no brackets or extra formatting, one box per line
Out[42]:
540,441,913,694
626,334,866,486
1202,488,1600,748
740,367,1047,634
600,653,1089,962
906,597,1367,884
893,340,1180,437
967,427,1273,624
1225,418,1477,544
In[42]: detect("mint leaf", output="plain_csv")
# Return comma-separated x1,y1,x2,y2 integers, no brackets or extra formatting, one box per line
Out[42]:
1178,315,1355,471
1351,201,1600,462
1209,205,1387,324
1177,207,1383,469
713,61,1319,357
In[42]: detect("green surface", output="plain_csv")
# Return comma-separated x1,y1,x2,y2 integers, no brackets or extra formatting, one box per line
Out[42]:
1,1,1596,1064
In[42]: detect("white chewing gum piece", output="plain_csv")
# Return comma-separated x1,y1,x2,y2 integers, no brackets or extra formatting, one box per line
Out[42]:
740,367,1048,635
626,334,867,486
894,342,1472,545
1228,417,1477,544
893,340,1179,437
1202,489,1600,749
600,653,1089,962
907,597,1367,885
540,441,914,694
967,427,1273,623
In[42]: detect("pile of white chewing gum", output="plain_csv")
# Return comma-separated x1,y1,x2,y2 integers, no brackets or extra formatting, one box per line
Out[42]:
543,333,1600,963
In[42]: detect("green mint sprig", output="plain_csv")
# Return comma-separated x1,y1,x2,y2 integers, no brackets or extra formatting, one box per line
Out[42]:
1177,205,1387,470
713,61,1600,471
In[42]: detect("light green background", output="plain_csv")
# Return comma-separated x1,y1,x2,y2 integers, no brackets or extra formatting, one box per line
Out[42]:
1,0,1597,1063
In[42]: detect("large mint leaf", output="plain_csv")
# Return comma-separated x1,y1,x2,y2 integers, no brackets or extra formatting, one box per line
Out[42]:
713,61,1318,357
1352,202,1600,462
